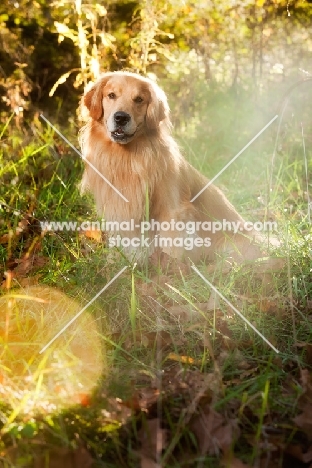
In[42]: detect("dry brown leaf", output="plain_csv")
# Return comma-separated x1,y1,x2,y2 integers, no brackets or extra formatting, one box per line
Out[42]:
285,443,312,463
295,343,312,367
255,256,285,274
206,291,221,310
140,455,161,468
167,301,219,321
149,249,171,269
191,404,239,456
5,445,94,468
166,352,202,365
139,418,168,463
80,229,103,242
221,454,252,468
0,233,11,244
142,331,174,348
34,447,94,468
0,214,40,245
137,275,171,298
257,297,284,314
111,330,174,351
17,274,41,288
138,388,160,410
293,411,312,435
13,255,48,276
33,446,94,468
166,304,197,321
293,369,312,439
121,388,160,412
149,249,190,275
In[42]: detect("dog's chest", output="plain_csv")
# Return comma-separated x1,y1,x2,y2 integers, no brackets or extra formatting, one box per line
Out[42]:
90,151,160,222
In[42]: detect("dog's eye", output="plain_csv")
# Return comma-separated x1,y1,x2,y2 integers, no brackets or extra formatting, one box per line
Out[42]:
107,92,116,99
134,96,143,103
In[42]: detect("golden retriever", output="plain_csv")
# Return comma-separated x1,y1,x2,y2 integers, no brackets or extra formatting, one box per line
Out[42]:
79,71,276,267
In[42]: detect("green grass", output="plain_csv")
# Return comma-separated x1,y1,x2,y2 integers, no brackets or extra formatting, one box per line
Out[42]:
0,83,311,467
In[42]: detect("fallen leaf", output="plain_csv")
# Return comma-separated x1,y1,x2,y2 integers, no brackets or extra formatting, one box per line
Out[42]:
0,215,40,245
111,330,175,351
190,404,239,455
285,443,312,463
167,301,220,321
15,255,48,275
138,418,168,465
293,369,312,439
0,233,11,244
149,249,190,275
295,343,312,367
5,445,94,468
166,352,201,365
293,411,312,436
80,229,103,242
257,297,284,314
33,446,94,468
16,274,41,288
137,275,171,299
141,455,161,468
221,454,252,468
138,388,161,411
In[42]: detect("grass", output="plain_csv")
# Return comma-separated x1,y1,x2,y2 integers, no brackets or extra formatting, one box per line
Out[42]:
0,81,311,467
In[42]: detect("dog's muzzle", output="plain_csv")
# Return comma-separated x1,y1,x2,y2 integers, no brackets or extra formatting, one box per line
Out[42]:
111,111,136,143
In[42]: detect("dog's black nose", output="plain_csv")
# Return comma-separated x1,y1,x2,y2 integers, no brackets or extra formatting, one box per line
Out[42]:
114,112,131,126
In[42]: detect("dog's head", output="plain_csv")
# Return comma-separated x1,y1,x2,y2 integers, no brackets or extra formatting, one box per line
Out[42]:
81,72,170,144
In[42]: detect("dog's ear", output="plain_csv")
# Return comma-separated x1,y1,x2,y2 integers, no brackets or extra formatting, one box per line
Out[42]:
82,74,112,120
146,82,170,130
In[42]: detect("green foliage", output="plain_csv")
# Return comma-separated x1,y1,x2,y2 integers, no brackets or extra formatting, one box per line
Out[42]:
1,0,312,121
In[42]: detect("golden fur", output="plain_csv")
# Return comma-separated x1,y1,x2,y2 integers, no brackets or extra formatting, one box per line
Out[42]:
79,71,271,265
